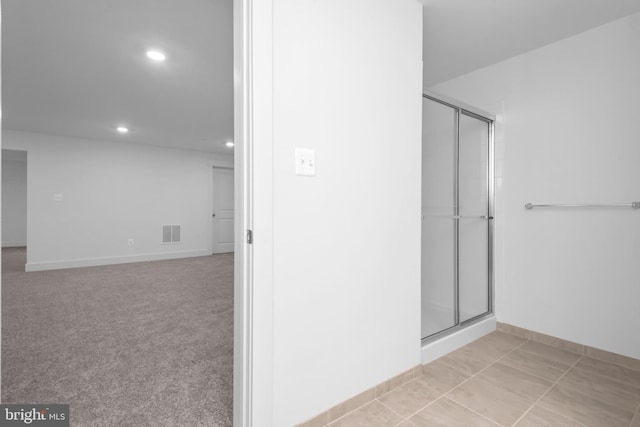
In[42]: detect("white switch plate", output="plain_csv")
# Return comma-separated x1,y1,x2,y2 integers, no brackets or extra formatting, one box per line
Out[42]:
295,148,316,176
53,193,63,202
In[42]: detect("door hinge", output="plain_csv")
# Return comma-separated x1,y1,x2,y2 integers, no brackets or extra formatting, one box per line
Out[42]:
246,229,253,244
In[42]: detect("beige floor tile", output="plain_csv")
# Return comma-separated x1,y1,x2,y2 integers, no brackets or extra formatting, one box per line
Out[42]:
377,378,441,418
439,348,489,376
454,341,504,366
586,346,640,372
396,422,416,427
501,348,573,382
514,405,586,427
330,400,402,427
483,330,529,348
576,357,640,389
420,358,472,393
478,362,553,402
461,331,526,364
558,364,640,412
632,406,640,427
409,397,500,427
447,373,533,426
539,384,635,427
518,340,582,366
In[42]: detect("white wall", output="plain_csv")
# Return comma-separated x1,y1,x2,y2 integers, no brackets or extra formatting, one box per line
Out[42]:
432,13,640,358
257,0,423,424
2,130,233,271
2,150,27,247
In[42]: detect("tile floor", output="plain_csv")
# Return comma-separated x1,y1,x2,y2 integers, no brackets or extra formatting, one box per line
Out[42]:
325,331,640,427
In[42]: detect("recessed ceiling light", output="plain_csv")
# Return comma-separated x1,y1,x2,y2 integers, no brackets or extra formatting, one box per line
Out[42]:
225,141,235,148
146,49,166,61
116,126,129,134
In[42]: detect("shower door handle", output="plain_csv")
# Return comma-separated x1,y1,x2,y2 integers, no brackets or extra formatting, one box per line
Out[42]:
422,215,494,220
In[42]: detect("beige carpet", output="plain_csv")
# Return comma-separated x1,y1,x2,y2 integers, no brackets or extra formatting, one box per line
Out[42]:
2,247,233,426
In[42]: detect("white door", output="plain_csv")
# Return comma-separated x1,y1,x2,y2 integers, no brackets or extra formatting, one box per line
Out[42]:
212,167,234,254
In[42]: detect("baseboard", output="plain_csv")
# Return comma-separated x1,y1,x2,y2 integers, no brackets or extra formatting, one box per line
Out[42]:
2,241,27,248
296,364,423,427
497,322,640,372
298,316,498,426
25,249,212,272
421,315,496,364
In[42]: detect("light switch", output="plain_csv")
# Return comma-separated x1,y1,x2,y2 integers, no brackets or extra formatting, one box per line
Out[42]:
295,148,316,176
53,193,63,202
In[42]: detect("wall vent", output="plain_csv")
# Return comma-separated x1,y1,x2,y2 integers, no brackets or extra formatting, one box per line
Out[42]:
162,225,181,244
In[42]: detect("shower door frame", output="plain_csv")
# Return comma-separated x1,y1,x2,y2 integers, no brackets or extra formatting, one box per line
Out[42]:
421,89,496,344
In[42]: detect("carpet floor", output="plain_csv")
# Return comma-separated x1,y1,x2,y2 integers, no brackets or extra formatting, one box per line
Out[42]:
1,247,233,426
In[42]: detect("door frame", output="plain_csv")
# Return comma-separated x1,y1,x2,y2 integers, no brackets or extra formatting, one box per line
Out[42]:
233,0,275,425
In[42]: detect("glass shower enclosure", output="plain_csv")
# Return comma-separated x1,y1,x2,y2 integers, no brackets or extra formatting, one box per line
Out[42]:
421,91,494,341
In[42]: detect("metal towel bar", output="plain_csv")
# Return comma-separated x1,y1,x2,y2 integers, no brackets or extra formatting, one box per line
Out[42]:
525,202,640,210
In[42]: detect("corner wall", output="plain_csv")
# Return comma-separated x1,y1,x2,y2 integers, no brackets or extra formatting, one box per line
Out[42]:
3,130,233,271
432,13,640,358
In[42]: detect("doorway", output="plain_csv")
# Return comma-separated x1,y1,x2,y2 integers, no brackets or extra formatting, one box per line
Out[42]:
1,1,240,424
1,149,28,253
421,91,495,341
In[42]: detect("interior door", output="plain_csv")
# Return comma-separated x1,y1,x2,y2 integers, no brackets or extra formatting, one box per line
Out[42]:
212,167,234,254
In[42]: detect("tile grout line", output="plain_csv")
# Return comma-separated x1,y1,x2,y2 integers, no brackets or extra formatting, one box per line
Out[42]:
436,336,532,426
323,364,433,426
499,349,582,385
323,398,373,427
375,396,411,422
396,393,502,427
374,370,445,424
379,334,527,426
510,354,585,427
400,394,445,423
324,400,371,427
444,336,531,393
377,378,448,423
514,399,590,427
501,323,640,374
438,396,504,427
322,368,419,427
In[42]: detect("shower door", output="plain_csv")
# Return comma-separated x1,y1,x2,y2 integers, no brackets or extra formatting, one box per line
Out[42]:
421,92,493,340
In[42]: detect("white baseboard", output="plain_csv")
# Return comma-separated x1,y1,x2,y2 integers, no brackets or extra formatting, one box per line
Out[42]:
421,315,496,364
25,249,212,272
2,241,27,248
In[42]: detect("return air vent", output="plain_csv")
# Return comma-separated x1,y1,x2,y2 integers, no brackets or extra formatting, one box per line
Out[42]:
162,225,181,244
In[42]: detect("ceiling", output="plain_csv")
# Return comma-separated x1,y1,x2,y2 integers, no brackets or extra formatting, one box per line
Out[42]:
2,0,234,153
422,0,640,86
3,1,640,152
